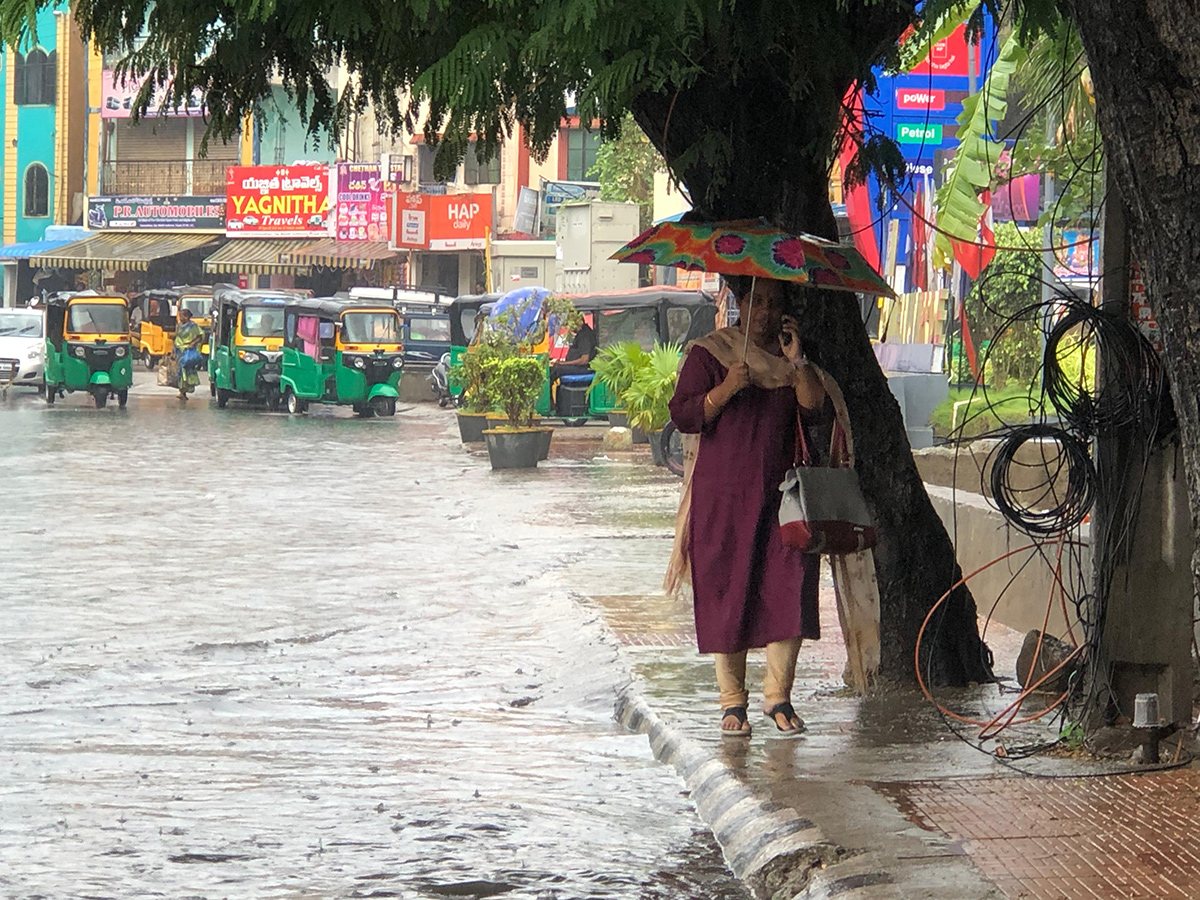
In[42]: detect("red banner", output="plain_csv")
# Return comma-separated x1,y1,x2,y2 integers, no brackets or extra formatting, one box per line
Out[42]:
907,25,980,78
225,165,331,237
392,192,493,251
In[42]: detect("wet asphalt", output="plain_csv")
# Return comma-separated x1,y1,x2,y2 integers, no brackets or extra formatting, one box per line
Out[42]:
0,374,749,899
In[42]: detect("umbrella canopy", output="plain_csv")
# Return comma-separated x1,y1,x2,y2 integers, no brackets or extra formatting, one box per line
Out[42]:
611,218,894,298
488,286,550,339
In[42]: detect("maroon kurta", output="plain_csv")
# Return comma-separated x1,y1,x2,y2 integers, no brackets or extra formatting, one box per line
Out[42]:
669,345,820,654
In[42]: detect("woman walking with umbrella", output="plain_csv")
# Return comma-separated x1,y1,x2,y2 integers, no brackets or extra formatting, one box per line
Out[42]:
668,276,827,736
614,218,891,736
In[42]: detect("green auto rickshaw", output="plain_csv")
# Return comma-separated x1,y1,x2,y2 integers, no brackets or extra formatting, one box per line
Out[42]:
279,297,405,417
208,285,301,409
42,291,134,408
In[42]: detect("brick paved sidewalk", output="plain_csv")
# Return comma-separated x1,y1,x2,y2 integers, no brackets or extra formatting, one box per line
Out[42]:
560,507,1200,900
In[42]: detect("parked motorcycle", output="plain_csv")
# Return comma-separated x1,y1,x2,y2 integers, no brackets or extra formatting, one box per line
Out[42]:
429,352,455,407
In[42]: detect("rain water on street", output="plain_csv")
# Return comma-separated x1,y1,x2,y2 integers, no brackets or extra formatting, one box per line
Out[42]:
0,380,749,900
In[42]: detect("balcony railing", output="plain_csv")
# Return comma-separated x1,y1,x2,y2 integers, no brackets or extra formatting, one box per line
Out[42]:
99,160,229,196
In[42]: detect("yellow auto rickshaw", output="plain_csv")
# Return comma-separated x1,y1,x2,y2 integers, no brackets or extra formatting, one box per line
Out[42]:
130,286,214,369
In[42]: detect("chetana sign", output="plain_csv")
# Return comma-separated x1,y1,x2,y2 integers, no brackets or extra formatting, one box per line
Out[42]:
225,165,331,237
392,192,493,251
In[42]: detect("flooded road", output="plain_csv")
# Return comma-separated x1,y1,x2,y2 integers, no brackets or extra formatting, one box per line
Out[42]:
0,379,748,899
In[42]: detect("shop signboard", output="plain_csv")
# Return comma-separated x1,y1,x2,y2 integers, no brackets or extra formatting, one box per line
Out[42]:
539,179,600,239
87,196,226,230
513,186,540,236
100,70,205,118
391,192,494,251
225,165,331,237
334,162,393,242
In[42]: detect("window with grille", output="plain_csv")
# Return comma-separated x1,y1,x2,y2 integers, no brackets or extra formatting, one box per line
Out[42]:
463,142,500,185
565,128,601,182
24,164,49,217
14,48,56,105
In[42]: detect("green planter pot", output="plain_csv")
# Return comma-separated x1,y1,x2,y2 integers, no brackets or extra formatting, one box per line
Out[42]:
483,428,551,470
457,412,490,443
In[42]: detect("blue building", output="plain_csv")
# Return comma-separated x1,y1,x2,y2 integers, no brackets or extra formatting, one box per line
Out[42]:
0,2,87,304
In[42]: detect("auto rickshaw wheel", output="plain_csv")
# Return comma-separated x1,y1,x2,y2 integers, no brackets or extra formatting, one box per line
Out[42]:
92,388,108,409
353,403,375,418
209,379,216,397
371,396,397,417
284,389,307,415
216,388,230,409
143,351,157,371
116,390,128,409
266,391,283,412
44,385,55,405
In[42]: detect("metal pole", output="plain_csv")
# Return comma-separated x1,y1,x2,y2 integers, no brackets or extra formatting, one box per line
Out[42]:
741,276,757,360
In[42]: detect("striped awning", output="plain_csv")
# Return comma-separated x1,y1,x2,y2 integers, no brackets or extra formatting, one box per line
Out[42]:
277,240,398,269
31,232,220,271
202,239,317,275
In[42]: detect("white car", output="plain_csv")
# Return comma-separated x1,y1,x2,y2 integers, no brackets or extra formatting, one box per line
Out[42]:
0,307,45,389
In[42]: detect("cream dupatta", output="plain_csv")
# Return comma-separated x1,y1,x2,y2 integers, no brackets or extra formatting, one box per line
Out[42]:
663,327,881,692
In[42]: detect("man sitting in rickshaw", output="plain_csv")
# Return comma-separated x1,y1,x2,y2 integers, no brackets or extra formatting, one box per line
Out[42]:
549,319,598,386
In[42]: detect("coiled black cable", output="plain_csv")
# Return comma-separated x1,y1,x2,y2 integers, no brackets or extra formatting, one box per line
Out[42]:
1043,301,1165,437
988,424,1096,536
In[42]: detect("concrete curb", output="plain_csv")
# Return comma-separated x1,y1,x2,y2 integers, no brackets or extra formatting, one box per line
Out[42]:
615,687,900,900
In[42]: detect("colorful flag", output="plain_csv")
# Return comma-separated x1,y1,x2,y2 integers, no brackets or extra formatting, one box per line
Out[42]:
951,189,997,279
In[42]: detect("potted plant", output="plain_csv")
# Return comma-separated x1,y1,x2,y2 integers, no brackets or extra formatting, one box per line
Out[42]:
482,355,554,468
621,342,682,466
589,341,648,428
450,330,512,442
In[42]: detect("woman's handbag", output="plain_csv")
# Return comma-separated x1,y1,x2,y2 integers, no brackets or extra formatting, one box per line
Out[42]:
778,417,877,554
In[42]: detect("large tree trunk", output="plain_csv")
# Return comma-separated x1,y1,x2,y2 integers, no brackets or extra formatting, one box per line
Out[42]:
1064,0,1200,617
631,47,994,685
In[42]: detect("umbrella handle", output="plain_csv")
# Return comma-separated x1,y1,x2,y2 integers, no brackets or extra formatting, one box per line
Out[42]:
741,276,756,362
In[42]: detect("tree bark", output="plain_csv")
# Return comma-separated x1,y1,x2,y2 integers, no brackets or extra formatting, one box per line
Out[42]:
631,48,994,685
1063,0,1200,615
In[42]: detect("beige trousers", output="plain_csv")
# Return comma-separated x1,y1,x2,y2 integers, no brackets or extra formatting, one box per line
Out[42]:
714,639,802,710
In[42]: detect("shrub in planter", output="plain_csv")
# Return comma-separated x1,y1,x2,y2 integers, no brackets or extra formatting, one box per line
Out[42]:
449,331,513,441
590,341,648,414
622,342,681,464
481,355,553,470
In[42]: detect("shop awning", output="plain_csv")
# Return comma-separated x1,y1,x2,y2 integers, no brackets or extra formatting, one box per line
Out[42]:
277,240,399,269
202,239,317,274
0,239,79,260
31,232,221,271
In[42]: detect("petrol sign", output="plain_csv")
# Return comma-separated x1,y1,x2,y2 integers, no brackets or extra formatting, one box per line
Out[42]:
896,123,944,144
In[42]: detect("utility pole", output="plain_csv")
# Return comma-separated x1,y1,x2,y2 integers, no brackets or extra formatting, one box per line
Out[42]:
1088,171,1193,732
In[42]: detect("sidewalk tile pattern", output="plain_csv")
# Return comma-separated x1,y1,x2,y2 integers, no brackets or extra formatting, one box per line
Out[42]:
881,771,1200,899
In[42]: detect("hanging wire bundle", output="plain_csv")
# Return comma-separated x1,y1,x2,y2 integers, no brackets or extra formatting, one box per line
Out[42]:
987,423,1095,537
1042,301,1167,437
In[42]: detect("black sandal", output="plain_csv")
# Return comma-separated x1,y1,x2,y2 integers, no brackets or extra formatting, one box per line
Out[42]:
764,701,805,736
719,706,752,738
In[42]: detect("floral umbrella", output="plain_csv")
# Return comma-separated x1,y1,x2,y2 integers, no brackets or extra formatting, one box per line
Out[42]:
610,218,894,298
